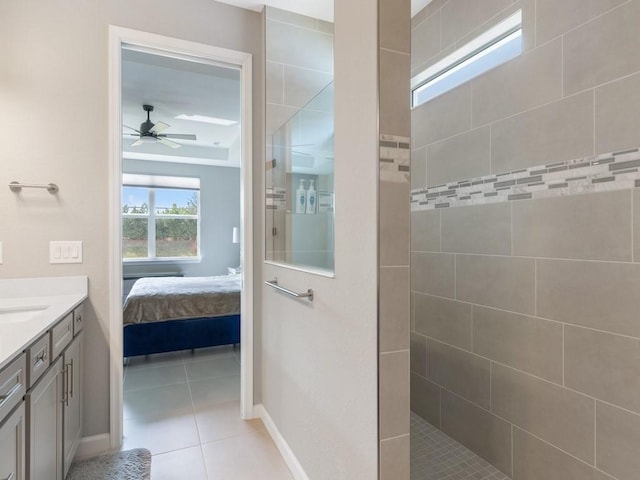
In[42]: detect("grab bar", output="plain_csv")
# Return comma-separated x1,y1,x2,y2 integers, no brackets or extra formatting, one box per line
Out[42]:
265,278,313,302
9,181,59,194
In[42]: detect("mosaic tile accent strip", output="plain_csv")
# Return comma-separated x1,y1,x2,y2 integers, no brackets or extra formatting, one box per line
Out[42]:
265,186,286,211
411,148,640,210
380,134,411,183
411,412,510,480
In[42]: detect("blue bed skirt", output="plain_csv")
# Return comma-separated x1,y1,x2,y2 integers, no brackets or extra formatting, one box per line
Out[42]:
123,314,240,358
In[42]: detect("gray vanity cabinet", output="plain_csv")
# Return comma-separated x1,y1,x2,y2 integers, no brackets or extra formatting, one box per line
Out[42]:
62,333,82,478
0,403,26,480
26,358,63,480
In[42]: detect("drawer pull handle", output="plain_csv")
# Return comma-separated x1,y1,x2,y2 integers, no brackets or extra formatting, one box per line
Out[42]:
69,359,74,399
0,383,22,409
61,366,69,406
34,350,47,368
2,472,15,480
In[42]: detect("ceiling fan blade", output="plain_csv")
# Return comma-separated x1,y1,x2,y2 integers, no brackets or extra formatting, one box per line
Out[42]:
150,121,170,134
130,139,144,147
123,133,141,137
157,137,181,149
159,134,197,141
123,125,141,133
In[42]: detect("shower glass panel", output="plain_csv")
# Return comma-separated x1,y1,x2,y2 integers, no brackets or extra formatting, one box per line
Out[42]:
266,82,335,273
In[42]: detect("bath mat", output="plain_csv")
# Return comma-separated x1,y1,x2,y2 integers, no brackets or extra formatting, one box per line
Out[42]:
66,448,151,480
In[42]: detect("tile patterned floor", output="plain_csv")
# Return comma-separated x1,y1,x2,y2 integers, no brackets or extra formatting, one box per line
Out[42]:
411,412,511,480
123,346,294,480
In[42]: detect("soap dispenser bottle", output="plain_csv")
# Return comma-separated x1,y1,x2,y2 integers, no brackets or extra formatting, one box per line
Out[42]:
295,179,306,214
306,179,317,214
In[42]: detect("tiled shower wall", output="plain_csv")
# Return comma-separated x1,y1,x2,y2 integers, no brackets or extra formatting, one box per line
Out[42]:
410,1,640,479
378,0,411,478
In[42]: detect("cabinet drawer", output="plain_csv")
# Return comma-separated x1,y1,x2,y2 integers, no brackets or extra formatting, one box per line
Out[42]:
51,313,73,360
27,334,50,389
72,304,84,337
0,354,26,423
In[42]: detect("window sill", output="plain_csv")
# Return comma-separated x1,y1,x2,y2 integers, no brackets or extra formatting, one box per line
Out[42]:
123,257,202,265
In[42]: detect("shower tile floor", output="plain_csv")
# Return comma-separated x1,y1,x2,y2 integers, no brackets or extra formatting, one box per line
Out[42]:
411,412,511,480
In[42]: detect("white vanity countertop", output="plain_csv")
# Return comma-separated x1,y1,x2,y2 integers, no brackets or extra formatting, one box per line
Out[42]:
0,276,88,371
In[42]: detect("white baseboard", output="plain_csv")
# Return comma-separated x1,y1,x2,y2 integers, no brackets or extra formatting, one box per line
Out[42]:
254,404,309,480
75,433,111,460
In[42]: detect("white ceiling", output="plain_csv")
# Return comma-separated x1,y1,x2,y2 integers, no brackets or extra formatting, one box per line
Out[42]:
122,49,242,167
215,0,432,20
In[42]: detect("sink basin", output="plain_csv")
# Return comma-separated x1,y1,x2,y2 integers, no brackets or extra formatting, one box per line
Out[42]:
0,305,48,323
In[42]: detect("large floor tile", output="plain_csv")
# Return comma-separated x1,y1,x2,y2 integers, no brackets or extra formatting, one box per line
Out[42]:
202,431,294,480
125,350,186,369
183,345,238,364
123,413,200,455
196,400,265,444
190,375,241,410
124,363,187,392
151,446,208,480
124,383,193,421
185,356,240,382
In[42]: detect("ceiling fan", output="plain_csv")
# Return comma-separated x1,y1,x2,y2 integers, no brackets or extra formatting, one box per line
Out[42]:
123,104,197,149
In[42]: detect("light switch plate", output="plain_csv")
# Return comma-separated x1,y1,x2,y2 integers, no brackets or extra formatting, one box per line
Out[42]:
50,241,83,264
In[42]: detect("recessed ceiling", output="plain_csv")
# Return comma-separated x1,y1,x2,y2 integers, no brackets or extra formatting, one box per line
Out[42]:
122,48,241,167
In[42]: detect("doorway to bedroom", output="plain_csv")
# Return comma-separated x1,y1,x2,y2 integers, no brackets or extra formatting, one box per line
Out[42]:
108,27,256,471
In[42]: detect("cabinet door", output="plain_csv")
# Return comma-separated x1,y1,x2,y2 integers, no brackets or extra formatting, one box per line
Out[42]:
0,403,25,480
27,358,63,480
63,333,82,478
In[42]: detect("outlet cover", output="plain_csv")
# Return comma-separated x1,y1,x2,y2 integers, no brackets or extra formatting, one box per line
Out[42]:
50,241,83,264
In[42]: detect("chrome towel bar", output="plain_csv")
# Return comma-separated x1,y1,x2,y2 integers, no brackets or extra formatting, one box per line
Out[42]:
265,278,313,302
9,181,59,194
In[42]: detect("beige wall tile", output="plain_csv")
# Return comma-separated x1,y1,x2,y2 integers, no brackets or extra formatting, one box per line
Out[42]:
596,71,640,155
380,267,410,353
441,390,512,475
411,373,441,427
473,306,562,383
415,294,472,350
411,11,441,74
410,332,427,376
491,363,595,462
380,181,410,266
283,66,333,108
380,0,410,53
266,62,284,104
411,252,455,298
472,39,562,127
411,209,440,252
513,428,611,480
456,255,535,315
412,84,472,147
411,147,427,190
266,6,318,29
426,127,491,187
427,339,490,409
266,19,333,73
491,91,594,172
266,103,298,136
536,0,627,45
635,189,640,263
537,259,640,338
440,0,512,49
380,352,410,439
380,434,410,480
513,190,632,261
564,0,640,95
441,202,511,255
596,402,640,480
380,50,411,137
565,326,640,415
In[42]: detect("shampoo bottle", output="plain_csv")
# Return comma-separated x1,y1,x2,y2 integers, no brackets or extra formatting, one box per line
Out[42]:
295,179,306,214
306,179,317,214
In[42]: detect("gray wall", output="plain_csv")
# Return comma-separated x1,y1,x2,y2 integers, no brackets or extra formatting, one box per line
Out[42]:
261,1,380,478
0,0,263,438
411,1,640,479
122,160,241,278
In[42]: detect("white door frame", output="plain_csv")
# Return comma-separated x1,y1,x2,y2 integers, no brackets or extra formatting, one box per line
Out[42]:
108,25,254,450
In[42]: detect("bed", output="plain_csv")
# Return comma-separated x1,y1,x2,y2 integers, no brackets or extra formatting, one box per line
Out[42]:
122,274,241,358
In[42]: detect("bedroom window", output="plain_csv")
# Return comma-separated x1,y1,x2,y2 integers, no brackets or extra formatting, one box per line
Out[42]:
122,174,201,261
411,10,522,107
